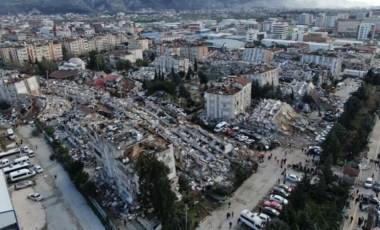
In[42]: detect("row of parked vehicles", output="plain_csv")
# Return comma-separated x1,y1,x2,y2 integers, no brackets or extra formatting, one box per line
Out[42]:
0,155,44,182
239,174,301,229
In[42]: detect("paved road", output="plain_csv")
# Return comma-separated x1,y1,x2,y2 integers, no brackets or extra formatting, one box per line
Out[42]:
15,125,105,230
198,146,311,229
342,117,380,230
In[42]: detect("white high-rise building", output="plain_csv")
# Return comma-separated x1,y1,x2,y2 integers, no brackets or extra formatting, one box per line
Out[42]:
246,29,259,42
357,23,376,40
271,22,289,39
299,13,314,25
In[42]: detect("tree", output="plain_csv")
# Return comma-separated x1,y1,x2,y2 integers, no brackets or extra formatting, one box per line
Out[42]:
185,67,193,81
266,219,291,230
116,60,132,71
194,58,198,72
135,153,177,224
37,57,58,75
45,126,55,137
178,84,190,99
136,58,149,67
251,80,261,99
87,50,98,70
198,71,208,85
178,174,191,194
154,69,158,81
62,46,71,61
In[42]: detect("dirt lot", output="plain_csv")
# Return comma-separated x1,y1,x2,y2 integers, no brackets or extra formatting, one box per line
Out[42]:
11,125,104,230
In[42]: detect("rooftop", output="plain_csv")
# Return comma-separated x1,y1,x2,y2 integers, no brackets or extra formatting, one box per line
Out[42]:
206,85,241,95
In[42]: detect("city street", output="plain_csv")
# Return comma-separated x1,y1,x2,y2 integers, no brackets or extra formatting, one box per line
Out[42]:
342,117,380,230
198,146,312,229
13,125,105,230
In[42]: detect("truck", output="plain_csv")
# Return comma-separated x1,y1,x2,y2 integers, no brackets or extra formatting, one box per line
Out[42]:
0,148,21,159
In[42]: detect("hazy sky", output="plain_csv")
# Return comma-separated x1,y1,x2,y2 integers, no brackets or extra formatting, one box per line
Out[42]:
281,0,380,8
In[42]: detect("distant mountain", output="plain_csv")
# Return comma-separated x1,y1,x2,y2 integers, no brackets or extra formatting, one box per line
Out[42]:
0,0,241,14
0,0,378,14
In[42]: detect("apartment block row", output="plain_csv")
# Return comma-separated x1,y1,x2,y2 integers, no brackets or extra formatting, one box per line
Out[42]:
0,42,63,64
63,33,128,56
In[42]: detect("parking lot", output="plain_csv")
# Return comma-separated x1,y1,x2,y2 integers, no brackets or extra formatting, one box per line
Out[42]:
198,145,314,229
10,125,104,230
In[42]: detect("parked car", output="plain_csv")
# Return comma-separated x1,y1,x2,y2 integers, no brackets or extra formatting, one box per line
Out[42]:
28,192,44,201
14,180,34,190
268,194,288,205
362,194,379,205
308,146,322,155
285,174,301,183
272,186,289,197
364,177,374,188
33,165,44,174
263,200,283,212
373,182,380,192
262,206,280,217
277,184,292,193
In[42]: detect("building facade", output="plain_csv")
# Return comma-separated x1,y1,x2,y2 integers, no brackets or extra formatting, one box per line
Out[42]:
271,22,289,39
301,53,343,77
335,19,362,37
241,67,279,87
205,77,252,120
243,47,274,64
357,23,376,40
153,55,190,73
0,75,40,104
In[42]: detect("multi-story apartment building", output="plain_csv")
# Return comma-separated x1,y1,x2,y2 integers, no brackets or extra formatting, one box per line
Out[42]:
109,49,143,64
303,32,331,43
83,124,176,204
299,13,314,25
243,47,275,64
0,75,40,104
205,77,252,120
301,52,343,77
63,33,127,56
179,44,208,62
335,19,362,37
153,54,190,73
241,67,279,87
0,42,62,64
357,23,376,40
271,22,289,39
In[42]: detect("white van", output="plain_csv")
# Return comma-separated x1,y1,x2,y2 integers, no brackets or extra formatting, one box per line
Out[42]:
7,128,15,140
22,146,35,157
0,158,10,168
11,156,30,166
214,121,228,132
239,209,264,230
9,169,36,182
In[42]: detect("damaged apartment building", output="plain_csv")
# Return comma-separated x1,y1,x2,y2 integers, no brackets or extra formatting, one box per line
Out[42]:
205,77,252,120
48,102,177,204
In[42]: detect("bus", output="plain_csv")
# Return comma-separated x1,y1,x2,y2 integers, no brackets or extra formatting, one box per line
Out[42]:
239,209,264,230
9,169,36,182
0,147,21,159
2,162,30,175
